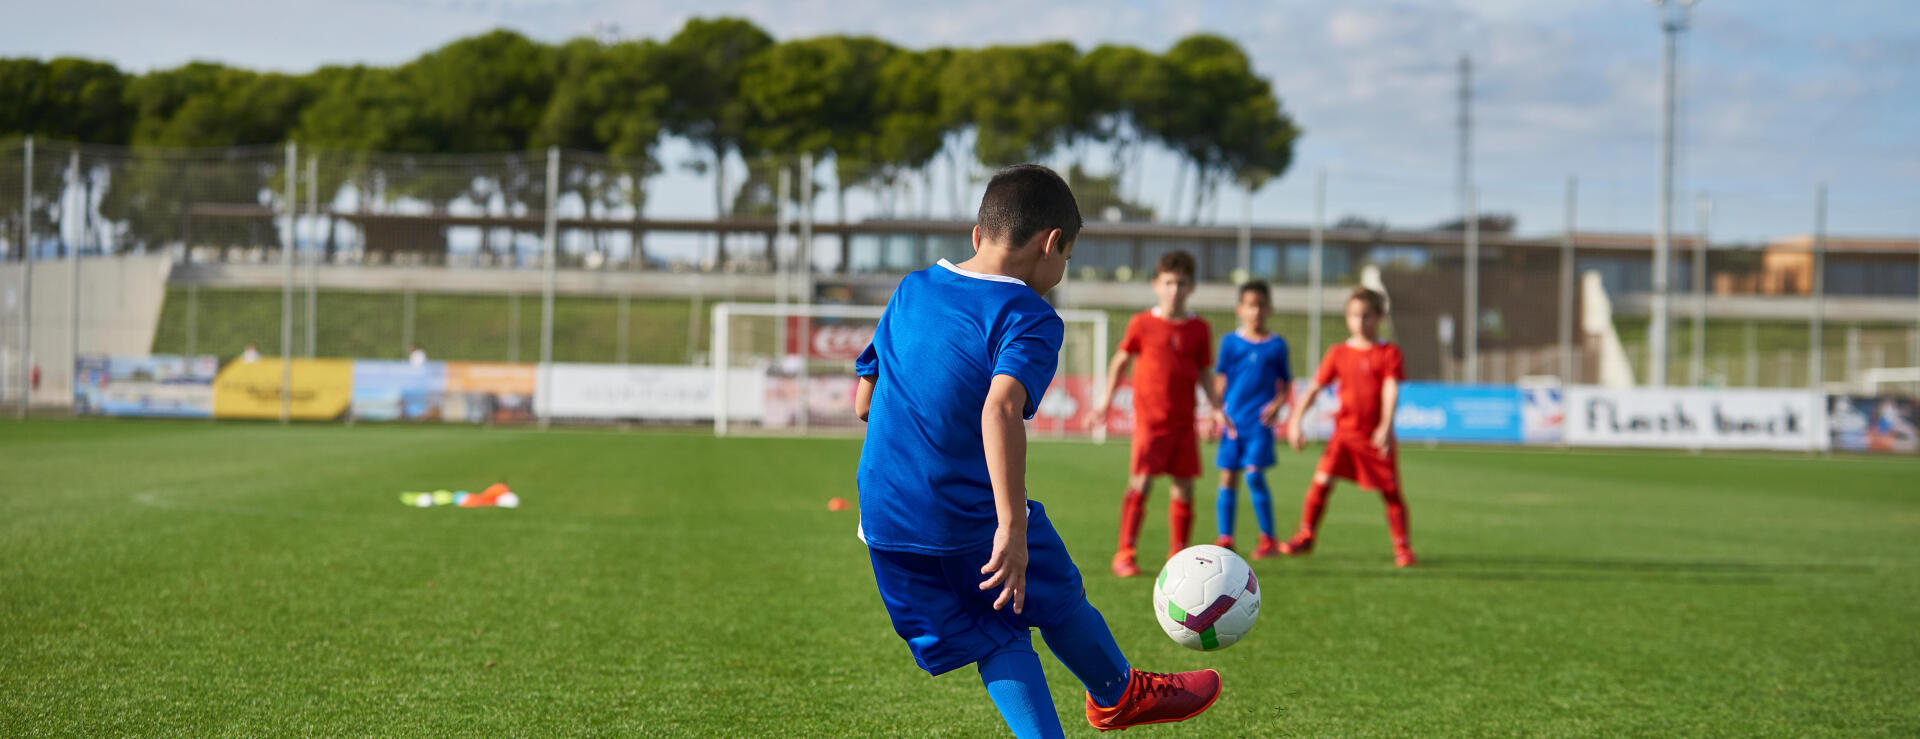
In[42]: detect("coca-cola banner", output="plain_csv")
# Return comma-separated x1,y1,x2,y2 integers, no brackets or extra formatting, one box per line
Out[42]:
784,317,878,362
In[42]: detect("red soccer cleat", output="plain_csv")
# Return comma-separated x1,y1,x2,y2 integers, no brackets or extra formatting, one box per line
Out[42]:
1085,668,1223,732
1394,548,1418,568
1251,534,1282,560
1212,535,1234,552
1278,534,1314,557
1112,551,1141,578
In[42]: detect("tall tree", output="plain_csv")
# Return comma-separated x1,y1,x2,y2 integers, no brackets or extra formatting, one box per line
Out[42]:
940,43,1080,168
661,16,773,264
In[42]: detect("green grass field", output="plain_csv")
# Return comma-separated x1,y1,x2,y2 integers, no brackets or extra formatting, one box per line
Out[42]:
5,420,1918,735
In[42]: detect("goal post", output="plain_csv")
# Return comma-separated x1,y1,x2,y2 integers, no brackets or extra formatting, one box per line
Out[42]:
711,301,1108,442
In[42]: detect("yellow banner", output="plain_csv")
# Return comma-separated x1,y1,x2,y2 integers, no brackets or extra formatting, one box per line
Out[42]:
212,358,354,420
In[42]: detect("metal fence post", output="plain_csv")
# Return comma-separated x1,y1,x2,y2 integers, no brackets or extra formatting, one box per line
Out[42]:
1691,192,1710,386
401,286,415,355
16,135,30,418
185,283,198,358
616,291,630,364
306,154,318,357
69,149,80,407
1560,175,1576,383
1236,185,1251,279
1810,184,1826,390
507,291,520,363
538,146,558,429
1308,168,1325,377
1464,187,1480,384
280,142,296,424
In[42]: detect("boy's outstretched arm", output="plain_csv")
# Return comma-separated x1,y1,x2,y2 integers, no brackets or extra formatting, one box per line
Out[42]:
1089,349,1133,424
1199,367,1236,439
979,374,1030,614
1372,377,1399,451
855,375,875,422
1284,381,1324,451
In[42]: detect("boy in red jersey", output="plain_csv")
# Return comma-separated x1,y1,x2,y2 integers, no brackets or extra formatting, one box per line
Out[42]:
1281,286,1416,567
1091,251,1232,578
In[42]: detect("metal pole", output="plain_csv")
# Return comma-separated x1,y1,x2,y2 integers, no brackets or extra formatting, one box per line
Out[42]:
1743,320,1757,387
539,146,559,429
16,135,30,418
185,283,197,358
306,154,317,357
616,292,630,364
1308,168,1325,374
1236,184,1252,278
507,291,519,362
1691,192,1710,386
68,150,80,401
1464,187,1480,383
280,142,295,424
1650,1,1691,388
713,303,730,436
774,164,790,361
797,153,814,433
401,287,415,354
1457,54,1472,220
1810,183,1826,389
1560,175,1577,383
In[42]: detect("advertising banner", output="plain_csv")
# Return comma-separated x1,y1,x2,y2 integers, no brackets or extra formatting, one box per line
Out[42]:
538,364,764,421
1394,383,1523,444
1827,395,1918,453
1521,384,1565,444
74,354,218,417
1563,386,1828,451
762,375,862,428
212,358,354,420
783,317,878,362
445,362,537,424
351,360,447,421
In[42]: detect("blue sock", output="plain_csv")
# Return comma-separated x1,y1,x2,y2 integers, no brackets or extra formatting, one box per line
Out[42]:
1038,601,1132,708
1247,469,1276,537
1216,486,1237,539
977,640,1063,739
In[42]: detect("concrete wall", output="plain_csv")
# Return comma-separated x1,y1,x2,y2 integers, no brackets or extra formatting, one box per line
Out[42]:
0,255,174,407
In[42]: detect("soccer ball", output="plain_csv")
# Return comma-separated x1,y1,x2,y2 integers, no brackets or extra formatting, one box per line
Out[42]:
1153,545,1260,651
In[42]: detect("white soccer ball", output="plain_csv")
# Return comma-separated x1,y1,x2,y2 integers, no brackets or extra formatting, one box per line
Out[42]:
1152,545,1261,651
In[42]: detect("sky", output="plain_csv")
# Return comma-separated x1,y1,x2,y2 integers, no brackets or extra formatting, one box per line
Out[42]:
6,0,1919,242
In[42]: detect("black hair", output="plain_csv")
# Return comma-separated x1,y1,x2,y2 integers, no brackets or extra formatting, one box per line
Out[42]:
1349,286,1387,316
1238,280,1272,304
976,164,1083,248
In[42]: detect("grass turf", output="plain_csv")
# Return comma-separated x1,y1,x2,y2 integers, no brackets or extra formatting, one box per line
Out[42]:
3,420,1917,735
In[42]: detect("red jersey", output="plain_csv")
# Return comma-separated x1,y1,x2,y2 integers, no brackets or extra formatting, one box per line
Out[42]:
1314,340,1405,439
1120,310,1212,429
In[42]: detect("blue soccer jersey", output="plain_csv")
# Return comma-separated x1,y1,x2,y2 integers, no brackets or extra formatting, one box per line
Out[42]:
1218,331,1291,427
855,259,1064,555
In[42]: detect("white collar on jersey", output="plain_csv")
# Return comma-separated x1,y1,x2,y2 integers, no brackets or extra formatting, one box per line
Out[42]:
1149,306,1198,321
937,258,1027,287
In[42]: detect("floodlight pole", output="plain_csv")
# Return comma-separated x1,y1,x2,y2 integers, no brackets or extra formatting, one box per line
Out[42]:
280,142,295,424
1307,168,1325,376
1560,175,1577,384
1649,0,1696,387
1464,188,1480,383
1810,183,1826,390
1691,192,1710,386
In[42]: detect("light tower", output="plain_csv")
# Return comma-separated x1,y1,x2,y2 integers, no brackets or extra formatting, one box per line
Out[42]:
1649,0,1696,387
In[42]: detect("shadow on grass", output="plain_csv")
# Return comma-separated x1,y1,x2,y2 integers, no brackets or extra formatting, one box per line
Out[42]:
1271,553,1878,586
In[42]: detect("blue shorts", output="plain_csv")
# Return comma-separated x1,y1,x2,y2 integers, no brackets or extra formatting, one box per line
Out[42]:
1215,423,1276,470
866,500,1087,675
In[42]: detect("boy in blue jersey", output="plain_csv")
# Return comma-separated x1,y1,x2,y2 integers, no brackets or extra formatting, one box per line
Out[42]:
1210,281,1292,558
855,165,1222,737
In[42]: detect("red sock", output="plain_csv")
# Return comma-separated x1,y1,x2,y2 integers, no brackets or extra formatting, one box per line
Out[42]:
1381,489,1411,551
1297,481,1332,539
1169,498,1192,555
1117,489,1146,556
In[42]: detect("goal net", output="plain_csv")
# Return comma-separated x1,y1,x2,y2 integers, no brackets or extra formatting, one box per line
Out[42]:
710,302,1108,441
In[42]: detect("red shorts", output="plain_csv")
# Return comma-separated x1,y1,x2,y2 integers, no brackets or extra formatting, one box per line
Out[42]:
1317,434,1400,492
1131,423,1201,479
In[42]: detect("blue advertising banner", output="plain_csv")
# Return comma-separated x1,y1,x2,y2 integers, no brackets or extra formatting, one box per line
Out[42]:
351,360,447,421
1393,383,1523,444
74,355,218,417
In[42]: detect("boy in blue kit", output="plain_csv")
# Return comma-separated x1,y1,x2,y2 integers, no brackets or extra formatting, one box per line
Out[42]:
1210,281,1292,558
855,165,1221,737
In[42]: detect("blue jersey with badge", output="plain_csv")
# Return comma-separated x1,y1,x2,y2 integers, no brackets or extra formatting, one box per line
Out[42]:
1218,331,1291,425
855,259,1064,555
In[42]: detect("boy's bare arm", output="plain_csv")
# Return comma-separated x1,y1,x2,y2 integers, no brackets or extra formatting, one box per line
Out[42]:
855,376,875,422
1262,378,1291,426
1199,368,1235,439
1090,350,1133,421
978,374,1030,614
1372,377,1399,451
1285,381,1324,451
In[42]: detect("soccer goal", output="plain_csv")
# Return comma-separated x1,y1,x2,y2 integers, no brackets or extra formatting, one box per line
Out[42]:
710,301,1109,442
